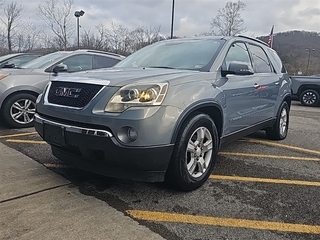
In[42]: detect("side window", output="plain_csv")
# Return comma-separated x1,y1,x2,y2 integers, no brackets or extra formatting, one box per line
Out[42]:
61,55,93,72
93,55,120,69
247,44,272,73
224,42,252,70
267,49,286,73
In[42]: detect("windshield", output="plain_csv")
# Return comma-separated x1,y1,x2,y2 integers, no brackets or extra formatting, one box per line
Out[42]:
0,53,20,62
20,51,70,69
115,39,224,72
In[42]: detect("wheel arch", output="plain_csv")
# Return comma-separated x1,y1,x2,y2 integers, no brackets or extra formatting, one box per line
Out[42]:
298,84,320,96
171,101,223,144
0,90,39,111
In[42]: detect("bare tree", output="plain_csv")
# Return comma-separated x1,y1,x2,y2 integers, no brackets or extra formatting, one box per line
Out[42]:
37,0,74,50
80,24,109,51
210,0,246,36
0,1,23,53
106,22,130,55
16,20,42,52
129,25,162,53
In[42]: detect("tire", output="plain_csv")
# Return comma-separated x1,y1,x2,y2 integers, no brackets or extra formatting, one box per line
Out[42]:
300,89,320,106
165,113,219,191
265,101,289,140
1,93,37,128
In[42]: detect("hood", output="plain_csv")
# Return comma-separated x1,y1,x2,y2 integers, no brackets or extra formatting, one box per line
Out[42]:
53,67,212,86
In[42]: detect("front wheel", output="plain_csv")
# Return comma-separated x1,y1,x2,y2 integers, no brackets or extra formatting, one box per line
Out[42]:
300,89,320,106
165,113,219,191
265,101,289,140
1,93,37,128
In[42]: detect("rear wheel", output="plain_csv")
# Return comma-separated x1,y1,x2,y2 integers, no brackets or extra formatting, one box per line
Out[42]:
300,89,319,106
266,101,289,140
165,113,219,191
2,93,37,128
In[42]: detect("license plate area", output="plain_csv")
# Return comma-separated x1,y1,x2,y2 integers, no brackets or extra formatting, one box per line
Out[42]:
44,124,65,146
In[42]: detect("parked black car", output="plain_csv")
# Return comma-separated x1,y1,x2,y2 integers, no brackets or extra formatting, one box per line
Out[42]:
291,75,320,106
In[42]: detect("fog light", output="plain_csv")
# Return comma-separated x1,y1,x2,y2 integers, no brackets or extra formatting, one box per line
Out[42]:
128,127,138,141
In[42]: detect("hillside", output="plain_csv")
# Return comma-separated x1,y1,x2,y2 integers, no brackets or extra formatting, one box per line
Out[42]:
258,31,320,75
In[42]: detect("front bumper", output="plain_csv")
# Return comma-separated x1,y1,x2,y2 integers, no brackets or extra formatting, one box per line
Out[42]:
34,114,174,182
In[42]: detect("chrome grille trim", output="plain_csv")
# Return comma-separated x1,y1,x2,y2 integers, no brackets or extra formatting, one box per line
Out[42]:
35,113,113,137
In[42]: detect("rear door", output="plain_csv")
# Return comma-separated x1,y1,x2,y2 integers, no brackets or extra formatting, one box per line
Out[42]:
246,44,280,121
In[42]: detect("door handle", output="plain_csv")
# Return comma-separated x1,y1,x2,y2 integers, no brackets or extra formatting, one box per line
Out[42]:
275,81,280,85
253,83,260,88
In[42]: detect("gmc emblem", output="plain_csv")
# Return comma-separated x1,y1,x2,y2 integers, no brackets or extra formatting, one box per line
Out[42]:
55,87,82,98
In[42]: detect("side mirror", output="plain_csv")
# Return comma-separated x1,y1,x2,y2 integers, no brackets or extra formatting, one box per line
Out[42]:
221,61,254,77
52,64,67,74
3,63,16,68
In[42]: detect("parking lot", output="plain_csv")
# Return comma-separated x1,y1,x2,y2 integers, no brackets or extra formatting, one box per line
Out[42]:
1,101,320,240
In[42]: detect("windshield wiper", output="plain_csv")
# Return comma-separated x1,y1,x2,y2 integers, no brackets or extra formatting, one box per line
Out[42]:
147,66,175,69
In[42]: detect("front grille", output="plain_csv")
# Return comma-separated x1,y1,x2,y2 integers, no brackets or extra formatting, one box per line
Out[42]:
47,81,103,108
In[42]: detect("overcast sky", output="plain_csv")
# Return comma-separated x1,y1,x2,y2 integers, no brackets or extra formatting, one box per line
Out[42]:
17,0,320,37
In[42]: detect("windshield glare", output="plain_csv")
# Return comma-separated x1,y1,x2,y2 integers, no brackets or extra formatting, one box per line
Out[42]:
20,52,70,69
115,39,224,71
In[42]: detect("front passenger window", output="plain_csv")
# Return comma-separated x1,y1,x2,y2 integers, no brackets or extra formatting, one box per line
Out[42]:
247,44,272,73
224,42,252,71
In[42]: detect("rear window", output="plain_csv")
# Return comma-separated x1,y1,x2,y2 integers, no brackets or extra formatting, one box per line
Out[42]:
267,48,287,73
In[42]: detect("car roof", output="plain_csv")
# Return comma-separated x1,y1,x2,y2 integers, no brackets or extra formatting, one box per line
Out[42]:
157,35,269,48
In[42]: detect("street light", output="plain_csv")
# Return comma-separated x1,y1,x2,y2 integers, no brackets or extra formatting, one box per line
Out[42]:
74,10,85,49
305,48,315,75
170,0,175,39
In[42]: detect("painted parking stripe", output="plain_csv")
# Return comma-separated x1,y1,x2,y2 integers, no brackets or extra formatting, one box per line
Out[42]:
43,163,71,169
0,132,37,139
210,175,320,187
127,210,320,234
6,139,47,144
242,138,320,156
219,152,320,162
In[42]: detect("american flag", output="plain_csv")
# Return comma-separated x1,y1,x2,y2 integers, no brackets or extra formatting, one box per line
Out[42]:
267,25,274,48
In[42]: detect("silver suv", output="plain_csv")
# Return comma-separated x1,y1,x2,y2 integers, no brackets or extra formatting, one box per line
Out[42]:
0,50,124,128
35,36,291,191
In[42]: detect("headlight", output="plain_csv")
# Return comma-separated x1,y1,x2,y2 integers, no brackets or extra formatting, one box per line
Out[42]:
105,83,168,113
0,73,9,80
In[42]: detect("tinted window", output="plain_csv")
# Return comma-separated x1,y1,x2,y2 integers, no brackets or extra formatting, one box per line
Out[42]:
60,55,93,72
224,42,252,70
247,44,272,73
93,55,120,69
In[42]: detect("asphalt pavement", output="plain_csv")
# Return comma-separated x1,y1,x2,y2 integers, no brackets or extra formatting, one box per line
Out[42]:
0,141,164,240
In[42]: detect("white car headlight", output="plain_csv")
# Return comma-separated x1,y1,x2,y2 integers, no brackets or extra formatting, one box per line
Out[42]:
105,82,168,113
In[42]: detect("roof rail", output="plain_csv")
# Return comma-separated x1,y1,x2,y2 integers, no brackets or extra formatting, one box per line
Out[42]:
74,49,124,58
236,35,269,47
87,50,124,58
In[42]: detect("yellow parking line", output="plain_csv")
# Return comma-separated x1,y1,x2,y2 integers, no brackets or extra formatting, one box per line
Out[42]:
242,138,320,156
6,139,47,144
219,152,320,161
0,132,37,139
210,175,320,187
43,163,71,169
127,210,320,234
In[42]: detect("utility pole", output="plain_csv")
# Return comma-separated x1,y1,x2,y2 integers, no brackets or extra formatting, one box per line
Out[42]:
74,10,85,49
305,48,315,75
170,0,175,39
